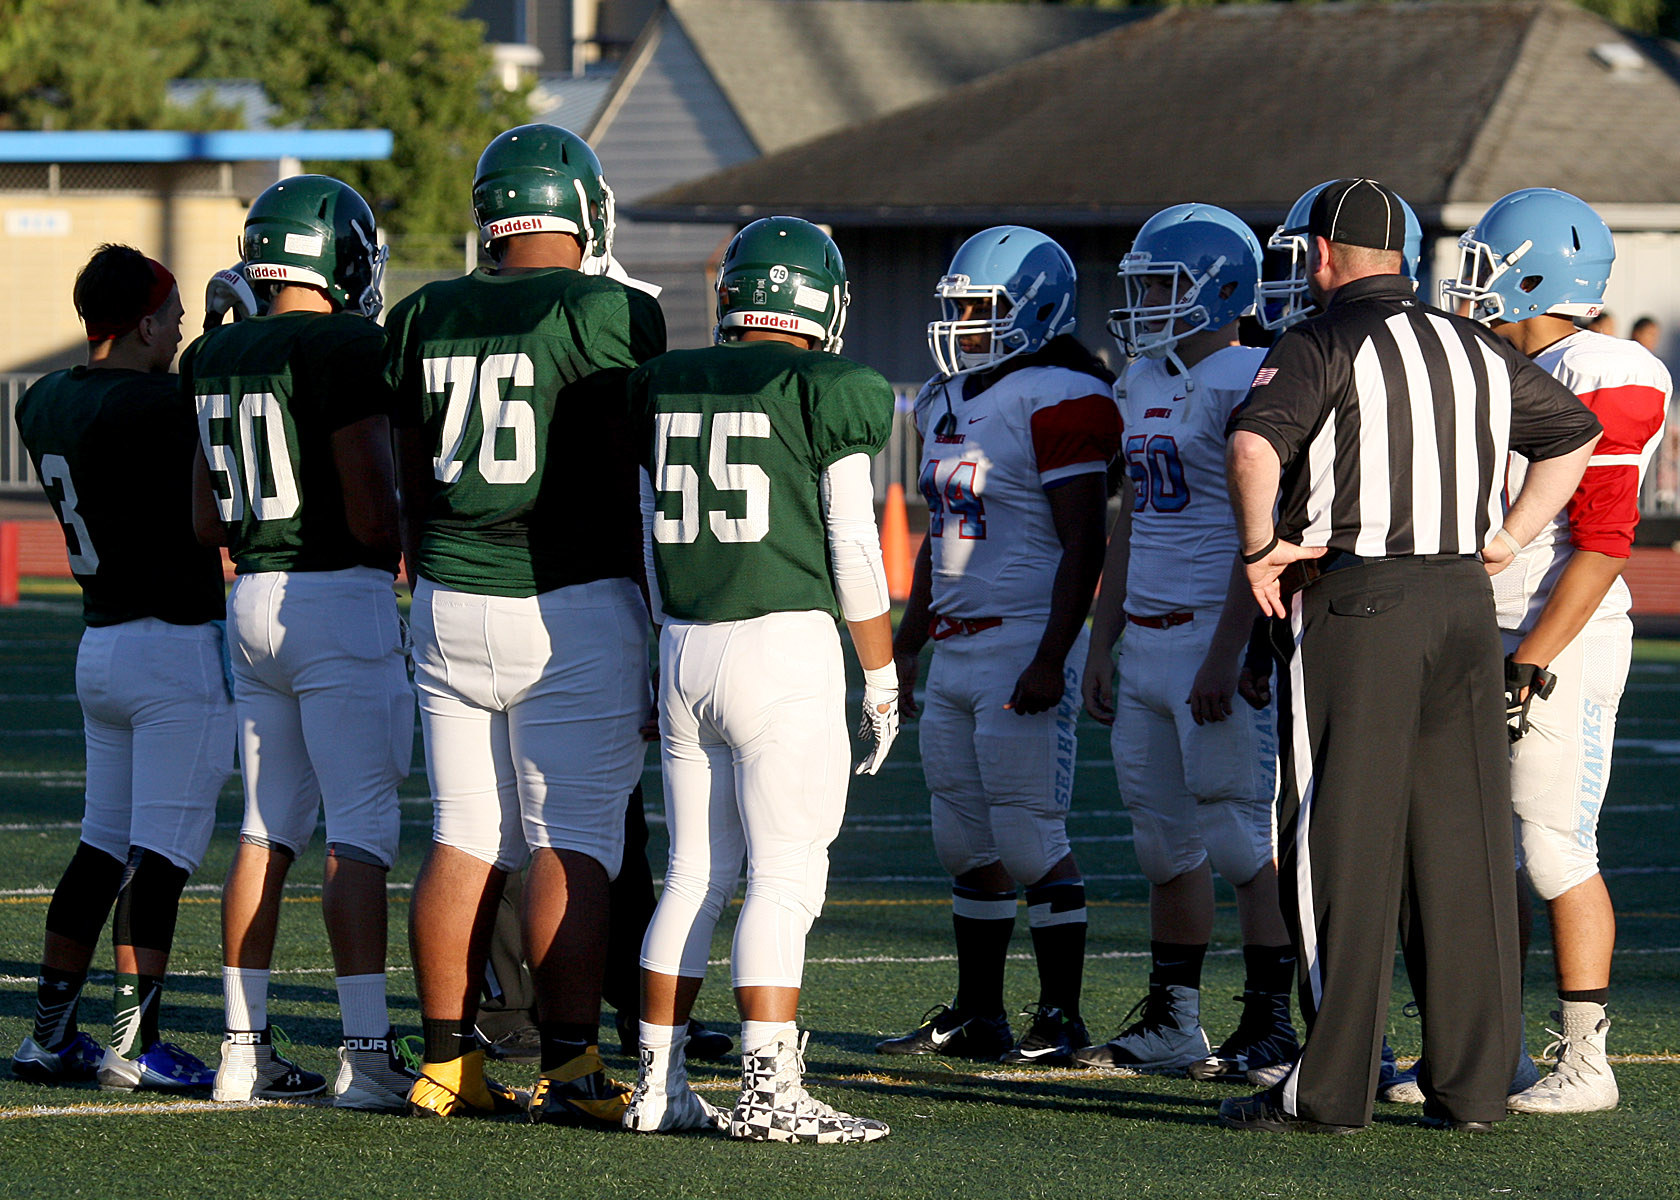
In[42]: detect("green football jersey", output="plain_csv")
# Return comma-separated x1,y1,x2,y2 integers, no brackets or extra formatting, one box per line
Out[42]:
179,311,397,576
383,267,667,597
14,367,225,628
628,340,894,622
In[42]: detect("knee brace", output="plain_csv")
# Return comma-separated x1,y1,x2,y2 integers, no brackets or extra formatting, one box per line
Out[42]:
44,842,126,947
1518,818,1600,902
1025,880,1086,929
992,804,1070,887
326,842,392,870
112,848,190,954
931,799,992,877
1199,800,1270,888
1129,809,1208,887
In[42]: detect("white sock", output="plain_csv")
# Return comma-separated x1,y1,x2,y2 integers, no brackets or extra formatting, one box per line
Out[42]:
223,967,270,1034
335,973,389,1040
640,1021,681,1053
740,1020,797,1055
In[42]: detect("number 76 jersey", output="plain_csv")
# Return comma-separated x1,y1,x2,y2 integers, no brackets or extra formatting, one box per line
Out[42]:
914,365,1119,621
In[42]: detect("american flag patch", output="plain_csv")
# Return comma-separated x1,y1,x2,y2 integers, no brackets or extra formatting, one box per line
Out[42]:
1252,367,1278,387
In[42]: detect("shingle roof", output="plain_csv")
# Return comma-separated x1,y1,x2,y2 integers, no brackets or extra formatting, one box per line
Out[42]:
654,0,1142,155
630,0,1680,225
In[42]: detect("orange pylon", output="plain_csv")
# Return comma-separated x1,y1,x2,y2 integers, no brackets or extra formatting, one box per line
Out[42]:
881,482,913,601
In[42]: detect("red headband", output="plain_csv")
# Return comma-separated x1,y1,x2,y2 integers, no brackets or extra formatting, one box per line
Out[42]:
84,258,177,342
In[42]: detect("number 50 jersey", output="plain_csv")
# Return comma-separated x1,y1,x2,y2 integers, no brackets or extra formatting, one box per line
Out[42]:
181,311,397,576
629,339,894,622
914,364,1119,621
384,267,667,597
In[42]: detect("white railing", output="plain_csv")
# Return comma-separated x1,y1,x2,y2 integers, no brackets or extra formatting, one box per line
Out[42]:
0,375,40,492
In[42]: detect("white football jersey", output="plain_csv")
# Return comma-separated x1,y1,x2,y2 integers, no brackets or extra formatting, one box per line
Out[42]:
1118,346,1268,616
914,364,1119,621
1493,330,1671,633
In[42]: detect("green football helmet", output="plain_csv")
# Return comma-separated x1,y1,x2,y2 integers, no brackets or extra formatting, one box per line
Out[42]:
240,175,387,317
715,217,848,352
472,123,615,272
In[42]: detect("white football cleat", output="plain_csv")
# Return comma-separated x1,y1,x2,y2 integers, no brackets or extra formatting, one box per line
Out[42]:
333,1031,419,1111
1073,984,1210,1073
729,1032,888,1144
1507,1002,1617,1114
623,1036,727,1134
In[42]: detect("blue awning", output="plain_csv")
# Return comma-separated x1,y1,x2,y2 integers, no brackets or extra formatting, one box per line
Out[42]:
0,130,393,163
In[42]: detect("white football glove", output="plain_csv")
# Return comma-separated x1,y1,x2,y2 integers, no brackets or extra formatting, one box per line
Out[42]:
204,262,260,330
855,664,900,776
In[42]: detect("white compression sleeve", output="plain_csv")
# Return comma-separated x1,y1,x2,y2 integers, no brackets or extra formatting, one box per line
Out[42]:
820,452,890,622
639,467,665,626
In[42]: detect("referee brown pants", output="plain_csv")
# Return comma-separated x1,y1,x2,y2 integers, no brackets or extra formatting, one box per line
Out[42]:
1273,556,1522,1127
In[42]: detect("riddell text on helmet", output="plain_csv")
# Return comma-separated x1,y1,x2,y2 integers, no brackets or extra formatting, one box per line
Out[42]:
485,215,570,239
244,264,294,281
740,312,800,331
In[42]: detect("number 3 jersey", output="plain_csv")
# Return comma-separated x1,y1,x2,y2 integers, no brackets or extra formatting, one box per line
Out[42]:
629,339,894,623
16,367,225,627
384,267,667,597
913,363,1119,621
180,311,397,576
1117,345,1266,616
1493,329,1672,634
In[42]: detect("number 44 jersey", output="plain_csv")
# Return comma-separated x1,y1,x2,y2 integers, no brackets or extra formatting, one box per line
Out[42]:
181,311,397,576
629,340,894,623
914,363,1119,621
384,267,667,597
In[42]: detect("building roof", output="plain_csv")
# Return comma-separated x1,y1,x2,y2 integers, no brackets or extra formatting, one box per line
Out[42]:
630,0,1680,226
648,0,1143,157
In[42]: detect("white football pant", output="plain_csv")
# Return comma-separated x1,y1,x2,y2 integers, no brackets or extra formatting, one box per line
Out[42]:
76,618,234,873
640,611,849,990
411,576,648,877
1506,615,1630,900
229,568,412,868
920,621,1086,884
1112,615,1277,887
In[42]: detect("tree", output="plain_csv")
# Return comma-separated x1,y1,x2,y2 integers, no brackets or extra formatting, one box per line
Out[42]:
0,1,530,261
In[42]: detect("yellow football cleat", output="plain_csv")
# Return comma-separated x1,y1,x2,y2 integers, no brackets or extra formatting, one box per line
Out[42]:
528,1047,632,1128
406,1049,524,1119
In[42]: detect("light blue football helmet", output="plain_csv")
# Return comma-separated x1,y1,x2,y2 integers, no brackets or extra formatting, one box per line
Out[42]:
926,226,1077,377
1440,188,1614,325
1259,182,1423,330
1109,203,1262,360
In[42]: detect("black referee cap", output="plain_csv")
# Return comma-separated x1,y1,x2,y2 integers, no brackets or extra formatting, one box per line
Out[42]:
1308,178,1408,253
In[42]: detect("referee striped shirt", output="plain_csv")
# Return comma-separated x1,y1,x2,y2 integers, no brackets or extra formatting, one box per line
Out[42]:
1228,275,1600,557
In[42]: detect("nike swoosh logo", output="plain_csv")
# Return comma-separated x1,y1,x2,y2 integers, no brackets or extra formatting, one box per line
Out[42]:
968,416,987,424
1010,1044,1065,1059
926,1025,959,1046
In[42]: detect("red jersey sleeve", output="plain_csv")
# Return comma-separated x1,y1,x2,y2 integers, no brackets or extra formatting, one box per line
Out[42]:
1565,383,1667,557
1031,392,1121,487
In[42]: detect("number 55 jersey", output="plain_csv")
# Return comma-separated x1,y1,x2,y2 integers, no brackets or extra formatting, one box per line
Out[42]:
913,362,1119,620
629,339,894,622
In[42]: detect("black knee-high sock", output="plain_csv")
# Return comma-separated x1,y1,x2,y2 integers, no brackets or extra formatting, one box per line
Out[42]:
952,885,1016,1018
1149,941,1207,990
32,966,88,1048
1025,880,1087,1016
1243,943,1296,997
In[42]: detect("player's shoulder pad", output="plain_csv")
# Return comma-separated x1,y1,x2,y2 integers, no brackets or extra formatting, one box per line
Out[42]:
1197,344,1271,392
1010,364,1115,411
1550,330,1673,394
